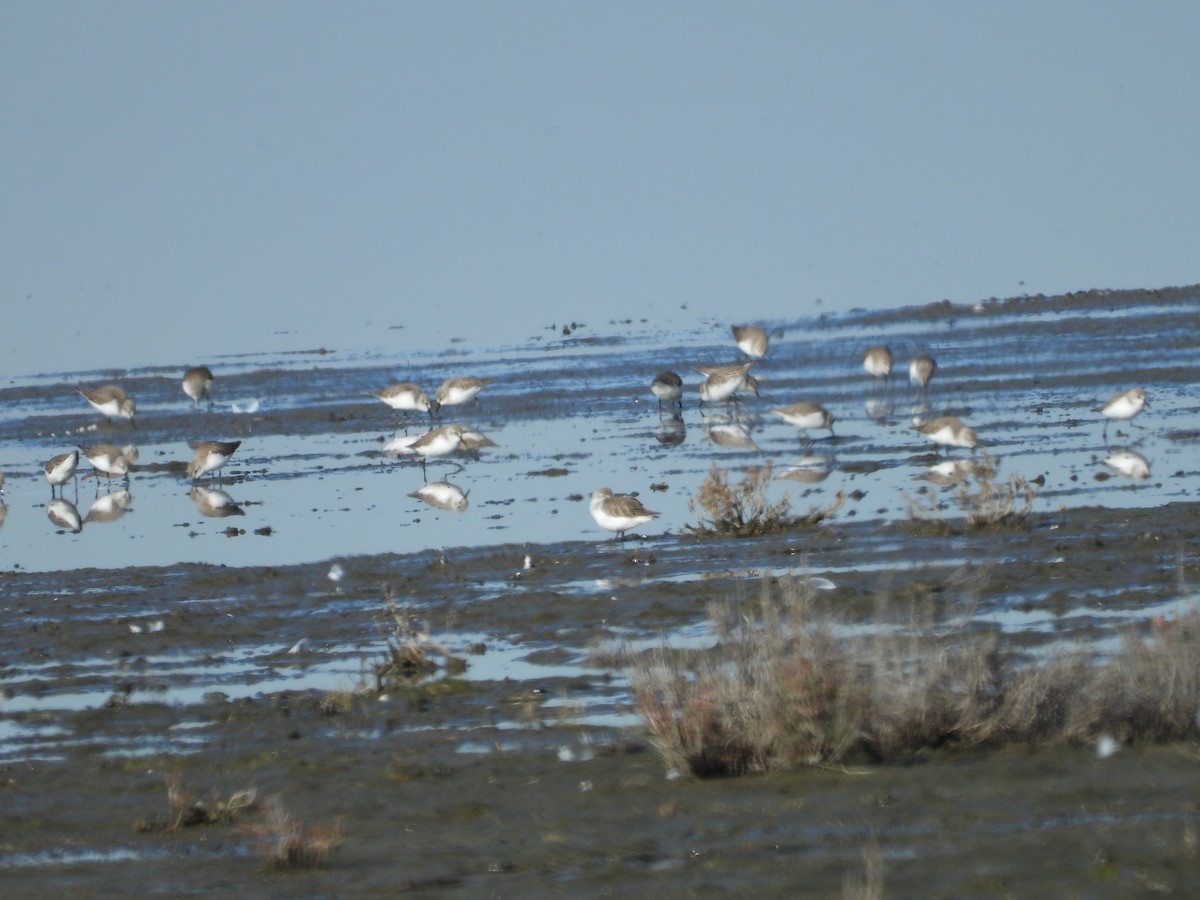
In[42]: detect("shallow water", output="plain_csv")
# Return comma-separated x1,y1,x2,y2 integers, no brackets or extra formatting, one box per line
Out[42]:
2,288,1200,893
2,289,1196,574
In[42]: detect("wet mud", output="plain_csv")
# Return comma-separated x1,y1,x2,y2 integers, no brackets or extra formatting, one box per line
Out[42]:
2,286,1200,896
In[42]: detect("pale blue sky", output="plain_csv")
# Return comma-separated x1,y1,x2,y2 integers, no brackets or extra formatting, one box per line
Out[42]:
3,2,1198,377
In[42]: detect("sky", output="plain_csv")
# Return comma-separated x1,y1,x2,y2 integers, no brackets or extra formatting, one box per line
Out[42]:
3,2,1199,377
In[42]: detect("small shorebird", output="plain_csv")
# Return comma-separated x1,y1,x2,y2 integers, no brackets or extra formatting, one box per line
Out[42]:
81,444,138,482
182,366,214,408
433,377,494,414
589,487,660,540
771,402,836,439
45,450,79,496
731,325,769,359
913,416,977,453
79,385,136,425
187,440,242,481
1098,387,1147,440
409,423,466,479
908,356,937,389
650,371,684,410
863,346,893,379
371,383,432,416
697,361,754,406
409,481,469,512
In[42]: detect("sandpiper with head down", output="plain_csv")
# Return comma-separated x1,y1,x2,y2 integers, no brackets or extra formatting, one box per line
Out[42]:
187,440,242,481
697,361,754,407
45,450,79,496
409,423,466,480
589,487,660,540
731,325,769,359
909,356,937,390
79,385,136,425
182,366,215,408
651,371,684,410
433,377,494,415
81,444,139,483
771,402,836,439
863,346,893,379
913,416,977,454
371,383,433,417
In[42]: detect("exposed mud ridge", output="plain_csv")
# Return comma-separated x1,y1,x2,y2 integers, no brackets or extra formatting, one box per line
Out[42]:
2,286,1200,895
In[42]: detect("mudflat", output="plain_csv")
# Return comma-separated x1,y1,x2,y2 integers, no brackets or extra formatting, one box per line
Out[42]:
2,286,1200,895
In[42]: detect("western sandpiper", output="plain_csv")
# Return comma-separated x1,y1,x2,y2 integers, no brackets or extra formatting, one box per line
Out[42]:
909,356,937,389
697,361,755,406
79,385,136,425
433,377,494,414
182,366,214,408
731,324,769,359
409,481,469,512
651,371,684,410
409,423,466,479
371,383,432,416
863,346,893,378
187,440,242,481
771,402,836,438
1098,387,1147,439
48,498,83,533
82,444,138,481
45,450,79,496
589,487,660,540
189,485,246,517
913,416,977,453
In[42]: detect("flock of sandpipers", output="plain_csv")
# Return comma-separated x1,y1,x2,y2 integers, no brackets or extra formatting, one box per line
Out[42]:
13,367,503,534
599,324,1149,539
3,326,1150,540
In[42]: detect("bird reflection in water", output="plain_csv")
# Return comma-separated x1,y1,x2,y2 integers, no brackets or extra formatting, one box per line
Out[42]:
408,481,469,512
777,455,836,484
86,489,133,524
654,414,685,447
190,485,246,517
48,498,83,533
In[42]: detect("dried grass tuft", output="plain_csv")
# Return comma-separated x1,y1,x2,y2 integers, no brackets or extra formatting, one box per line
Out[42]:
687,462,843,537
374,598,464,691
629,579,1200,777
241,797,344,870
907,452,1039,534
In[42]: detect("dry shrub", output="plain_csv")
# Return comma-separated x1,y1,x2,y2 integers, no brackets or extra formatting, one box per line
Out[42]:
687,462,843,537
907,452,1039,534
162,772,260,832
957,452,1040,530
374,598,464,691
629,580,1200,777
242,797,344,870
